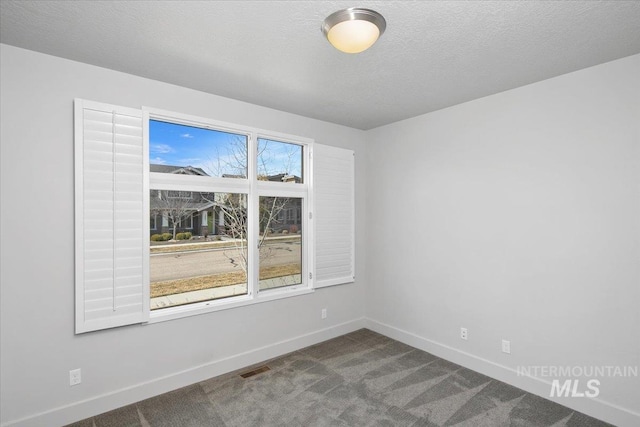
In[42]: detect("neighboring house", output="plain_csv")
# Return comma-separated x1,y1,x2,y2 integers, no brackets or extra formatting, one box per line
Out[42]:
150,164,208,176
150,165,302,238
149,189,217,237
150,164,215,237
264,173,301,184
264,174,303,234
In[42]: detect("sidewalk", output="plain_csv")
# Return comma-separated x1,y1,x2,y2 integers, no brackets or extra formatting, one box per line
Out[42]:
150,274,302,310
150,234,301,251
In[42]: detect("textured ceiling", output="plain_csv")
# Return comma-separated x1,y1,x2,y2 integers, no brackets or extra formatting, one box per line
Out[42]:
2,1,640,130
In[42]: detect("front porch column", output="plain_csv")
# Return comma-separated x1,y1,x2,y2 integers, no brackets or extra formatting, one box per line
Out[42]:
162,214,168,233
217,209,225,235
201,211,208,237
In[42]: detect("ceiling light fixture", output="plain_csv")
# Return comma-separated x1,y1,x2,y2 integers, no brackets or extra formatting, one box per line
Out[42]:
322,8,386,54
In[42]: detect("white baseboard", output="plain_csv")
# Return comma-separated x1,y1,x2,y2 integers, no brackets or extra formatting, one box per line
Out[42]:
2,318,366,427
365,318,639,427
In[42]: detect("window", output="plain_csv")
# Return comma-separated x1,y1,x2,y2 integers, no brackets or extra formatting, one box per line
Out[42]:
151,191,249,310
149,120,247,178
257,138,303,183
147,114,310,316
259,196,303,290
75,99,353,333
178,214,193,229
167,190,193,199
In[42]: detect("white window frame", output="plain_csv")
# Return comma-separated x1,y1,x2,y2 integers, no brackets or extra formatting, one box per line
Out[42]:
75,99,354,333
144,108,314,323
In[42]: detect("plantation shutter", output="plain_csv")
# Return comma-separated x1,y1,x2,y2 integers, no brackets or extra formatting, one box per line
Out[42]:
313,144,355,288
75,99,149,333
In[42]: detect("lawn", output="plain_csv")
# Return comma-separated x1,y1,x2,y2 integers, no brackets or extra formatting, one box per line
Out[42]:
150,264,301,298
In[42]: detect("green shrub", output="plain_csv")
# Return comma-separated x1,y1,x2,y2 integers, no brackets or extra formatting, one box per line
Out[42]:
150,234,164,242
161,233,172,241
184,232,192,239
175,232,192,240
175,232,185,240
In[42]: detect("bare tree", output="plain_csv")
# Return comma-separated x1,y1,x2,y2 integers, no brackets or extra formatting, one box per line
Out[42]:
257,138,301,179
150,190,198,240
202,135,250,179
197,192,290,277
201,135,301,182
257,196,291,270
212,193,249,276
197,137,300,275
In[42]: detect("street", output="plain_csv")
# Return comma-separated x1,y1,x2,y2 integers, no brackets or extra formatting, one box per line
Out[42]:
150,240,301,282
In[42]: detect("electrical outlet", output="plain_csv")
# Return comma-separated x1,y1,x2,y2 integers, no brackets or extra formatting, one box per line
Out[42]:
460,327,468,340
69,368,81,386
321,308,327,319
502,339,511,354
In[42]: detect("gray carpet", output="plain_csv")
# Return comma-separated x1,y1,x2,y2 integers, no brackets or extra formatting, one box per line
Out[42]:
67,329,614,427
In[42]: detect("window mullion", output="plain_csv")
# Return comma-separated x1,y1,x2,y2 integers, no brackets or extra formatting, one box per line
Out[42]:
247,133,259,297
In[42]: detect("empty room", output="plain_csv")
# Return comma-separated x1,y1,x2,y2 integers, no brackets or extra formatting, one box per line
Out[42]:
0,1,638,426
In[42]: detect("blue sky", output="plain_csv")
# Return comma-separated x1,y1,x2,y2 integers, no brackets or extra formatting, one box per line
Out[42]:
150,120,302,178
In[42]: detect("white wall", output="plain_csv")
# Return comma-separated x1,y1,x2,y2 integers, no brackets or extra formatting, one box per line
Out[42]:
0,44,367,427
2,43,638,427
365,54,640,426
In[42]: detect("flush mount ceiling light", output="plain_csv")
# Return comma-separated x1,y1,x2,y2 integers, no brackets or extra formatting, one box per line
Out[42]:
322,8,386,54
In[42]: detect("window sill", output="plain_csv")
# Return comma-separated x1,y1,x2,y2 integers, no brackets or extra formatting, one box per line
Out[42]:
146,286,314,324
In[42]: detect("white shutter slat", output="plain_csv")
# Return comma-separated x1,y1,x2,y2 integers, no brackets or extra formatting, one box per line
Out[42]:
313,144,355,288
75,99,149,334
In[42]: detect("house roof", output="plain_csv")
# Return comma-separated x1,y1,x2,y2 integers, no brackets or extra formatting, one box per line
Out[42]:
266,173,302,183
150,164,208,176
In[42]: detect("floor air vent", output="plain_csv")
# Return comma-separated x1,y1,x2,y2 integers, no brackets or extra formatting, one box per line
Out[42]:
240,366,270,378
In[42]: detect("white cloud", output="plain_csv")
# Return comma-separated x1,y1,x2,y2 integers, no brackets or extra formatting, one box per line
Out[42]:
181,133,194,138
150,143,173,154
150,157,167,165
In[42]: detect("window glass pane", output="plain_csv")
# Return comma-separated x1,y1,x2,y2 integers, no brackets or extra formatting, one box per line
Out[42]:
258,196,302,290
150,190,248,309
257,138,303,183
150,120,248,178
